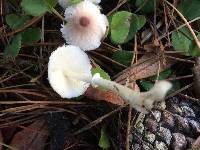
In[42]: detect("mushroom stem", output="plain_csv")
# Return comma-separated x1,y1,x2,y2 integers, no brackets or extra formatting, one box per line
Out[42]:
92,73,172,111
63,70,93,83
72,74,93,83
64,69,172,112
92,74,141,101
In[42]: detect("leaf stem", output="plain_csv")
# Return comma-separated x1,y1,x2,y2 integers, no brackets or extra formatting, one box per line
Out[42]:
50,7,65,22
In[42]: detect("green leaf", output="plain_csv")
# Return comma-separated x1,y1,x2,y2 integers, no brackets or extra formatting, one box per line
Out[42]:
111,11,132,44
22,28,41,45
140,80,154,91
135,0,159,13
150,69,172,81
110,11,146,44
44,0,58,11
189,34,200,56
91,66,110,91
172,27,192,55
21,0,57,16
178,0,200,20
6,14,30,30
98,126,110,149
45,0,57,7
92,66,110,80
125,14,146,42
4,34,22,59
172,27,200,56
112,50,133,66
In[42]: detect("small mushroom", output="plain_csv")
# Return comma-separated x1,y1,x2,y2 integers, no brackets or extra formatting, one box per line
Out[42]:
48,45,92,98
58,0,101,9
60,0,108,51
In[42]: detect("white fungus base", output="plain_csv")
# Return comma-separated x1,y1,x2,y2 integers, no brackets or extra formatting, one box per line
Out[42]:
48,45,92,98
61,0,108,51
92,73,172,113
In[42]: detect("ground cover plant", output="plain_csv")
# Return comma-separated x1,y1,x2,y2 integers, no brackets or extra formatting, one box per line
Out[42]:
1,0,200,149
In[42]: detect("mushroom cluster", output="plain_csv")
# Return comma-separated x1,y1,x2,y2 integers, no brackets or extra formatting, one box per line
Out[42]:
47,0,172,113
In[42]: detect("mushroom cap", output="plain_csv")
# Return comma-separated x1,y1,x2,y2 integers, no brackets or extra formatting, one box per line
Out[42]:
60,0,108,51
58,0,101,9
48,45,92,98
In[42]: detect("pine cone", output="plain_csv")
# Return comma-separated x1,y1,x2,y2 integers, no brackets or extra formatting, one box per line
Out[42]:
130,97,200,150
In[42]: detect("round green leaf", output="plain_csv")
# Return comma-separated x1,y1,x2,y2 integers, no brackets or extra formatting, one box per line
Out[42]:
110,11,146,44
91,66,110,91
22,28,41,45
172,28,191,56
91,66,110,80
4,34,22,59
172,27,200,56
112,50,133,66
178,0,200,20
6,14,30,30
111,11,132,44
125,14,146,42
21,0,48,16
135,0,159,13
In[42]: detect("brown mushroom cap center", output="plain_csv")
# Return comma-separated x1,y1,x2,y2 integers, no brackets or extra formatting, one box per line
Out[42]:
79,16,90,27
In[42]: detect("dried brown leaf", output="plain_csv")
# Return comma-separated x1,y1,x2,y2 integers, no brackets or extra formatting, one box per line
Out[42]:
85,86,124,105
115,53,175,85
9,120,48,150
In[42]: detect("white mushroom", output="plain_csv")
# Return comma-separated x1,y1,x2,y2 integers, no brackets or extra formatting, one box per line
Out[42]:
58,0,101,9
60,0,108,51
48,45,92,98
92,73,172,113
